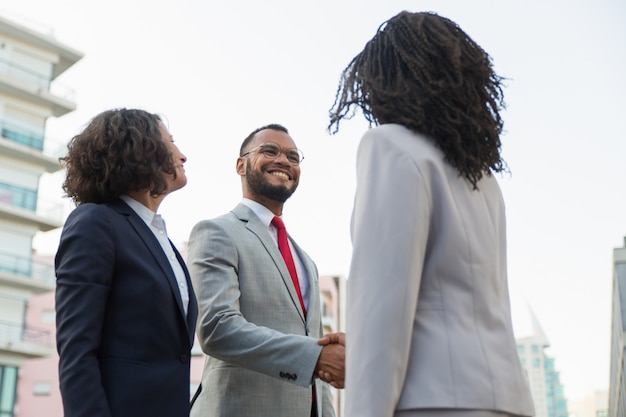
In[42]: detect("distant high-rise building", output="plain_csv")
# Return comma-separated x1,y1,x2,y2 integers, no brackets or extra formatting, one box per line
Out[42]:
568,389,608,417
609,237,626,417
0,13,81,417
516,308,569,417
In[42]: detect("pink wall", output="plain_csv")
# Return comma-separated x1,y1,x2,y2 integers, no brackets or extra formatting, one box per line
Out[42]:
15,292,61,417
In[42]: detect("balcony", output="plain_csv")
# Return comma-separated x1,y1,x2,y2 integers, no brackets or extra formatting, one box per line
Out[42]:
0,118,44,151
0,183,64,230
0,130,65,173
0,320,54,357
0,250,55,293
0,182,37,211
0,14,83,79
0,58,76,117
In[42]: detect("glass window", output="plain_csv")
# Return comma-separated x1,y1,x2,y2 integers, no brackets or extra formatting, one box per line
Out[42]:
0,366,17,417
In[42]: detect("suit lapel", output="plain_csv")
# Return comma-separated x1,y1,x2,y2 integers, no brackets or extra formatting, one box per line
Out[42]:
172,242,198,344
290,239,319,327
111,199,192,339
233,204,307,324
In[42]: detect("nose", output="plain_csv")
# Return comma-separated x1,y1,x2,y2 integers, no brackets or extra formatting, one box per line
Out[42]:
180,152,187,163
274,150,291,165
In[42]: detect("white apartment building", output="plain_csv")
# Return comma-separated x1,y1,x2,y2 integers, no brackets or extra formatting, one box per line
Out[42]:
0,14,81,417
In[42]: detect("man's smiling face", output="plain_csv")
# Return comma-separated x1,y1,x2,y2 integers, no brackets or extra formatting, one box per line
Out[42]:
239,128,300,204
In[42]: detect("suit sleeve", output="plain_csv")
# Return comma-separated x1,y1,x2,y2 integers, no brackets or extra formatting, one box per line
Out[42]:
55,205,114,417
188,219,323,388
345,130,431,417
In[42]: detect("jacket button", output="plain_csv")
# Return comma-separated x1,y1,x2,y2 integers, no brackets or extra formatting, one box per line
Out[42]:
279,372,297,381
179,354,188,363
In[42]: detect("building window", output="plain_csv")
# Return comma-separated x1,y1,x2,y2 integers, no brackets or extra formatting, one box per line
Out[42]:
533,358,541,367
33,381,51,396
0,366,17,417
532,344,539,354
40,309,55,324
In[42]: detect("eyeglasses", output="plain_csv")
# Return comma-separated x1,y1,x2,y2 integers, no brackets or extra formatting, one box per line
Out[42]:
241,142,305,166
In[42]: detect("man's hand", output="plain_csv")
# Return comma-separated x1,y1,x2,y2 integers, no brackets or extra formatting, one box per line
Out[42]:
317,332,345,347
315,332,346,388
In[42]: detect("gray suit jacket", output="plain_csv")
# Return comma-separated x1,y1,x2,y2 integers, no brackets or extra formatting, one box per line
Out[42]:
188,204,335,417
345,124,535,417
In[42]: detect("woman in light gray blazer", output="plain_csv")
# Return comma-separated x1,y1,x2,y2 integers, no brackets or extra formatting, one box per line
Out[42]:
326,11,535,417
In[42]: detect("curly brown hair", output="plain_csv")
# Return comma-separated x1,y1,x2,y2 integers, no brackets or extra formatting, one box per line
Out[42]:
61,108,176,205
328,11,508,188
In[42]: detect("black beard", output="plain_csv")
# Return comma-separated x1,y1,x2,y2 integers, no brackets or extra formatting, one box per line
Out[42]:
246,160,297,203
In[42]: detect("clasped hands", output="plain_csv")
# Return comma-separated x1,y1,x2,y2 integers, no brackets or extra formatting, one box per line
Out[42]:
315,332,346,389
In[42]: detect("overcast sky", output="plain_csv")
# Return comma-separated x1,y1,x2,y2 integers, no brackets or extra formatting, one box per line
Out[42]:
2,0,624,402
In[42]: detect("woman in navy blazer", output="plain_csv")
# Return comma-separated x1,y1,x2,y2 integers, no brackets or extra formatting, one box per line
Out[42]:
55,108,198,417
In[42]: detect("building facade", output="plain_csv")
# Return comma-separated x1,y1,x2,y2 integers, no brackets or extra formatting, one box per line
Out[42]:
0,14,81,417
516,309,569,417
568,389,609,417
609,238,626,417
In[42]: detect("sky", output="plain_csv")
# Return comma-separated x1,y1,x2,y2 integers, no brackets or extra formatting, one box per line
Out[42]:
2,0,624,402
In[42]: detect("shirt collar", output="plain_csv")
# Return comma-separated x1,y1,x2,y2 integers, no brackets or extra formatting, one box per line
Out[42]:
120,195,156,225
241,198,280,228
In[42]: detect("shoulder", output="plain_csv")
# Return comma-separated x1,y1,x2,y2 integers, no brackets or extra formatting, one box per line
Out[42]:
192,210,238,230
189,210,244,244
65,202,116,225
357,124,444,175
361,124,440,157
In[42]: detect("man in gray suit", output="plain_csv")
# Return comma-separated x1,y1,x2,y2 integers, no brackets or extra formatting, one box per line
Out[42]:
188,124,343,417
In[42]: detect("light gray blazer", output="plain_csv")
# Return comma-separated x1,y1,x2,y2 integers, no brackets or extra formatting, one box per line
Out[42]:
345,124,535,417
188,204,335,417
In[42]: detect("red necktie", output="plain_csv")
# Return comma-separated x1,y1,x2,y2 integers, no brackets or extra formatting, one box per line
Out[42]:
271,216,306,316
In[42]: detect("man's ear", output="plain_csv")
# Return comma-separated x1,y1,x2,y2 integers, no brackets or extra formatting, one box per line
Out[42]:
236,157,246,176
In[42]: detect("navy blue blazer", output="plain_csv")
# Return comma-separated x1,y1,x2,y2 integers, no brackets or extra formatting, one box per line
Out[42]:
55,199,198,417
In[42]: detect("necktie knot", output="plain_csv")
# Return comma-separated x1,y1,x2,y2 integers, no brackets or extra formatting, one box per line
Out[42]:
271,216,285,231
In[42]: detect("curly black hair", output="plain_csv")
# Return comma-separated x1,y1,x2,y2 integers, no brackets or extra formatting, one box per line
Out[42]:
328,11,508,188
61,108,176,205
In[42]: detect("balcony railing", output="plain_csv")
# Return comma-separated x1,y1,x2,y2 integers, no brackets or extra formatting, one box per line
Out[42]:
0,118,69,162
0,182,66,224
0,320,53,347
0,250,55,285
0,56,50,91
0,182,37,211
0,55,76,101
0,119,44,151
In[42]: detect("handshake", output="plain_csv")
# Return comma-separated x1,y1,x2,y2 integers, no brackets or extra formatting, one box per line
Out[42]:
315,332,346,389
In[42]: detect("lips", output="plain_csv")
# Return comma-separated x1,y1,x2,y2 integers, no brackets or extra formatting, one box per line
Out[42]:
270,171,289,179
266,168,291,180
